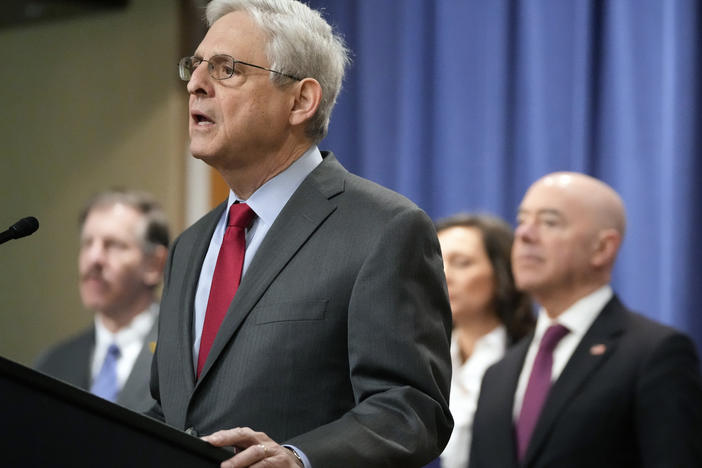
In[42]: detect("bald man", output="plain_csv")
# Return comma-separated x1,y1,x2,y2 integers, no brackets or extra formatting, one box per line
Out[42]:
469,172,702,468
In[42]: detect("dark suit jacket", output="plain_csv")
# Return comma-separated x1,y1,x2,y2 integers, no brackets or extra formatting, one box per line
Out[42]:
35,307,159,413
469,295,702,468
149,153,453,467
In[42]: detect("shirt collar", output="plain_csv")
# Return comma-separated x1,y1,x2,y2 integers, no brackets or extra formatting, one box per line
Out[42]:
226,145,323,229
534,284,613,340
450,324,507,369
94,302,158,349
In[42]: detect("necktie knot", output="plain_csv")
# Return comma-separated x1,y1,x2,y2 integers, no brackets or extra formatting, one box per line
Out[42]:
539,323,570,353
228,203,256,229
107,343,121,358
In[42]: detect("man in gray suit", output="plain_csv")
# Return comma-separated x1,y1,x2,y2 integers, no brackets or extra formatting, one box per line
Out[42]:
148,0,453,467
35,189,169,413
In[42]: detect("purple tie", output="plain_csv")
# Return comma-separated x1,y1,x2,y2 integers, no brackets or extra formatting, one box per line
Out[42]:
516,323,570,460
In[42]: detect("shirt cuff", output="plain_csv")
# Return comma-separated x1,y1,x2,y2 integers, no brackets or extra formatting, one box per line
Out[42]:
283,444,311,468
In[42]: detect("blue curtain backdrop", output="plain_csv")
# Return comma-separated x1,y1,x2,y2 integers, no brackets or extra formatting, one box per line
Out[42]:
307,0,702,352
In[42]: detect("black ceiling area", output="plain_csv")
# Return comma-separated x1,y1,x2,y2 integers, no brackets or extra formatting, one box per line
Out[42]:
1,0,129,29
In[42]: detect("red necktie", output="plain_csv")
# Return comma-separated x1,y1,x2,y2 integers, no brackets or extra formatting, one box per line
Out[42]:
516,323,570,460
197,203,255,378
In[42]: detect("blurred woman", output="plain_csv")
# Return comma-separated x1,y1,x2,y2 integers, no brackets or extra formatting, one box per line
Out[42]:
436,213,534,468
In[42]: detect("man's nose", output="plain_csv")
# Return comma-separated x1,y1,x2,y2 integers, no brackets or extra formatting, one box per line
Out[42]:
187,61,213,96
515,222,537,242
82,242,106,264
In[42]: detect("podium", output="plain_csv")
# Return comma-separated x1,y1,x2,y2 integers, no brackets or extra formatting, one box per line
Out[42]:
0,355,232,467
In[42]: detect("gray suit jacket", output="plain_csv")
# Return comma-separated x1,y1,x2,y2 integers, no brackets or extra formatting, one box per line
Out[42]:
35,305,159,413
149,153,453,467
469,295,702,468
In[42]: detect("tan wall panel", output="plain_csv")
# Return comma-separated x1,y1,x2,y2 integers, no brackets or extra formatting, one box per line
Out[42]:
0,1,188,365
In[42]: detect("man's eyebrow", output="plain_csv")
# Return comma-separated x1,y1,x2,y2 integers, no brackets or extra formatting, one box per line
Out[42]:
516,208,565,218
536,208,564,217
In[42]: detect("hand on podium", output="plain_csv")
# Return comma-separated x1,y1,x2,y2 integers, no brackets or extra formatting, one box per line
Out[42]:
202,427,304,468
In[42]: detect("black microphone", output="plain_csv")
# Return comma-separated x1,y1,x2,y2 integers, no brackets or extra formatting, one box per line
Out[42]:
0,216,39,245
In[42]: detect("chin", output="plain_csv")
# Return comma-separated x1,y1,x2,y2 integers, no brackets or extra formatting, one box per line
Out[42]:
81,298,107,312
514,275,537,292
80,287,107,307
189,145,209,160
190,145,222,167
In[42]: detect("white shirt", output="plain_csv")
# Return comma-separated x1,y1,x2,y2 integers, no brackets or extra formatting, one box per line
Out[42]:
191,145,323,369
441,325,508,468
91,303,158,390
512,285,613,420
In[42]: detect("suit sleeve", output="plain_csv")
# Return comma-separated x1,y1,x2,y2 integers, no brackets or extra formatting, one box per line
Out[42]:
287,206,454,467
636,332,702,467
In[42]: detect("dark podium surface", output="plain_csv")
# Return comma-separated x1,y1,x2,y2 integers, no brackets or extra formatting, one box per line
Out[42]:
0,355,232,467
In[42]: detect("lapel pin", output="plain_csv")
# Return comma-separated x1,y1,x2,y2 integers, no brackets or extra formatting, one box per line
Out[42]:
149,341,157,354
590,343,606,355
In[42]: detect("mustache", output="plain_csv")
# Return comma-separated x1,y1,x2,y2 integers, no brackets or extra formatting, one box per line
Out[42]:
80,267,105,282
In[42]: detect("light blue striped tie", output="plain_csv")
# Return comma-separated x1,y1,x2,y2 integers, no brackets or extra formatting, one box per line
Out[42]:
90,343,121,402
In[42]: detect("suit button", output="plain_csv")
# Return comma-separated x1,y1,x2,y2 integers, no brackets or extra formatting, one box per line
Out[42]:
185,427,198,437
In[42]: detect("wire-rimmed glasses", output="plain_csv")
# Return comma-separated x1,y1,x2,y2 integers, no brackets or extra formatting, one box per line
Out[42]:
178,54,301,82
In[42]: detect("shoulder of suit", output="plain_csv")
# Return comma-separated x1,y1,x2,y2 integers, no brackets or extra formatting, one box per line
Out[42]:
596,298,695,359
171,202,226,246
34,326,94,369
622,307,689,343
306,153,430,228
342,172,424,216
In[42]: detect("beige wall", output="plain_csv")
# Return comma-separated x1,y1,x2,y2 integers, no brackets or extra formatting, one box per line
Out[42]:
0,1,189,365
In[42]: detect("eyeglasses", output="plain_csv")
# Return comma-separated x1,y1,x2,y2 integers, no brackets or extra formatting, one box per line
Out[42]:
178,54,302,82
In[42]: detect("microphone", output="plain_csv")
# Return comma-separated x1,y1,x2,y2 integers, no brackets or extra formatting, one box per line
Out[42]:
0,216,39,245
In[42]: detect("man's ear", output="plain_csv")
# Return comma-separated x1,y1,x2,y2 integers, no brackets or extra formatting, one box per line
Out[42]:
289,78,322,127
590,229,621,269
143,245,169,288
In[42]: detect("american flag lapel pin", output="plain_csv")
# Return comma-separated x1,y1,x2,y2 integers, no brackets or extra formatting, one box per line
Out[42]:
590,343,606,355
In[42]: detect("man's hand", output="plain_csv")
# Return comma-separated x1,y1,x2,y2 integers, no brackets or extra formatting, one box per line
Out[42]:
202,427,303,468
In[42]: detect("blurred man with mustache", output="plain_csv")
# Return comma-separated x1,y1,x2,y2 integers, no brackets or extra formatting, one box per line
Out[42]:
469,172,702,468
35,189,169,412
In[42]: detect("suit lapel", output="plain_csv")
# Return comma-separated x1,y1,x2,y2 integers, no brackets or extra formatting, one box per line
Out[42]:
496,339,531,468
179,204,227,392
82,329,95,389
195,154,344,384
523,296,626,465
118,306,159,410
76,329,95,390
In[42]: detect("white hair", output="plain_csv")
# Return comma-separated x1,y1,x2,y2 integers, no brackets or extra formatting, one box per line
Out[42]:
206,0,350,142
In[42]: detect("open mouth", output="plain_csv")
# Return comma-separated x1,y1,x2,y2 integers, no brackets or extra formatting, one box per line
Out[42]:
192,111,214,125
